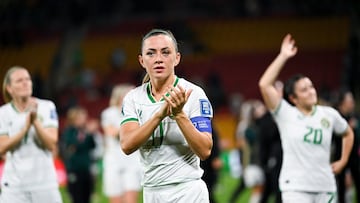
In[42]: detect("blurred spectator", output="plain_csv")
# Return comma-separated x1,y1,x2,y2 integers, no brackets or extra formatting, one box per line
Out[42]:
52,145,68,188
257,110,282,203
258,80,283,203
0,66,62,203
201,126,223,203
100,84,142,203
60,106,96,203
332,88,360,203
230,100,266,203
0,156,5,193
205,71,227,111
110,48,127,71
87,118,104,178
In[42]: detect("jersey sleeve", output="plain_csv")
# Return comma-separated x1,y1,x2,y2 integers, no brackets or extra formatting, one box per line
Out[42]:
42,100,59,128
187,86,213,119
187,86,213,133
120,90,139,125
271,99,292,121
0,108,8,136
330,107,348,136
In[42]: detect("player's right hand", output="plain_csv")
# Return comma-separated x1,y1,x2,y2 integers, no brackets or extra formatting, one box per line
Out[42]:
280,34,298,59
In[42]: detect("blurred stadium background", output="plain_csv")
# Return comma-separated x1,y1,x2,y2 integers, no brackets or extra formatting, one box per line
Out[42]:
0,0,359,202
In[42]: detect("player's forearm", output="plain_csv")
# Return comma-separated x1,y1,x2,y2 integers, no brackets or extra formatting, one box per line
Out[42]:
33,120,58,151
0,127,28,155
174,112,212,160
259,53,289,110
340,126,354,164
259,53,288,89
120,113,165,154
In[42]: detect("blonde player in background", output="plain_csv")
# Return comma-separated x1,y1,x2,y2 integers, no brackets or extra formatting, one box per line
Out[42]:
258,34,354,203
120,29,213,203
101,84,142,203
0,66,62,203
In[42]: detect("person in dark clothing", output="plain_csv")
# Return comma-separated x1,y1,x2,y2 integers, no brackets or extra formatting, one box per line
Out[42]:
61,106,96,203
201,127,223,203
257,111,282,203
332,89,360,203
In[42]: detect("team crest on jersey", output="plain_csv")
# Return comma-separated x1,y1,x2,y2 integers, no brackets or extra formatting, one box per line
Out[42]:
321,118,330,129
199,99,212,116
50,109,58,120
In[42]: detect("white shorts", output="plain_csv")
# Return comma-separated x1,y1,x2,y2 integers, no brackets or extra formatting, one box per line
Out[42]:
282,191,337,203
102,164,142,197
243,164,265,187
143,179,209,203
0,188,62,203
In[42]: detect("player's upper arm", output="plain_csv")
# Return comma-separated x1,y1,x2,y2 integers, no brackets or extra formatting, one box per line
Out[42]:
119,120,139,137
259,85,282,112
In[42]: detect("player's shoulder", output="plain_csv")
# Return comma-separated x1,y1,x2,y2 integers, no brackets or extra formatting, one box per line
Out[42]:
36,98,56,107
316,104,337,114
316,105,340,117
178,77,204,93
126,83,147,98
0,102,12,112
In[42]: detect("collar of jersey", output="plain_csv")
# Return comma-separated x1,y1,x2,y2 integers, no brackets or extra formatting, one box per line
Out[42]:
10,101,29,113
297,105,317,119
146,76,179,103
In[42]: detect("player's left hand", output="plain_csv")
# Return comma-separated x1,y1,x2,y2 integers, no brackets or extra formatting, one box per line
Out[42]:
163,85,192,117
331,159,346,174
28,97,38,123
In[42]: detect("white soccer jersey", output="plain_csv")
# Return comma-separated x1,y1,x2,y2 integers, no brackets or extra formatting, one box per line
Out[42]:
0,99,59,192
101,106,141,168
120,77,213,187
272,99,348,192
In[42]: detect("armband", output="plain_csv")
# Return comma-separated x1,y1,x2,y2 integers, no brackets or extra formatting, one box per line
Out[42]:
190,116,212,133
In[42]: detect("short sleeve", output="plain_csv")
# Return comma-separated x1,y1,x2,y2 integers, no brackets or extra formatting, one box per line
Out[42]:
330,108,348,136
188,87,213,119
271,99,294,121
42,101,59,128
120,90,139,125
0,108,8,136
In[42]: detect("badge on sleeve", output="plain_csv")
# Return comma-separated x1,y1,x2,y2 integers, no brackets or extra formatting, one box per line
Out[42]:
50,109,58,120
199,99,212,116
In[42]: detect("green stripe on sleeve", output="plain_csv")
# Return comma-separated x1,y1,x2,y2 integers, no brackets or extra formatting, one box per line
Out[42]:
272,101,282,115
120,118,139,125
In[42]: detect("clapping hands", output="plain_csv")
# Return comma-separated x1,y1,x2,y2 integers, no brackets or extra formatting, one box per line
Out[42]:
161,85,192,118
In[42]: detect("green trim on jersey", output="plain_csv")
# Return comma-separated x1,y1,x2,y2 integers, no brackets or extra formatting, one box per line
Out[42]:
11,102,20,113
327,192,336,203
146,76,180,103
121,117,139,125
273,101,282,115
23,131,29,143
150,122,165,147
159,122,164,145
311,105,317,116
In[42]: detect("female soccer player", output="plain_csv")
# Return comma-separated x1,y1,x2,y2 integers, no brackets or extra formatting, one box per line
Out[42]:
0,66,62,203
258,34,354,203
101,84,142,203
119,29,213,203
